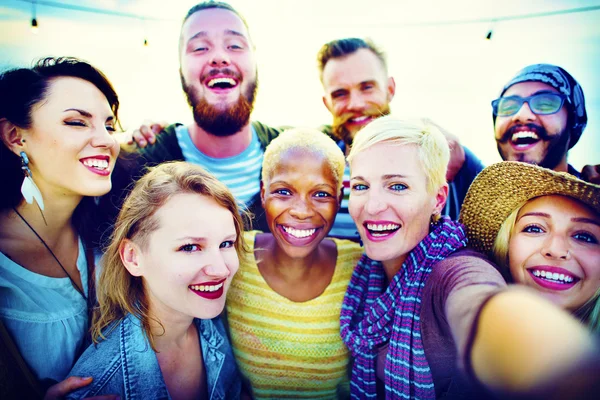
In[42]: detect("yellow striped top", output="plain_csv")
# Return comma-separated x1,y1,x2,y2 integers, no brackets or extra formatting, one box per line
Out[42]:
226,231,363,399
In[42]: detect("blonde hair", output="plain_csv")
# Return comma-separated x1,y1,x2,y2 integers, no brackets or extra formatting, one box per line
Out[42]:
261,127,346,192
347,116,449,195
92,161,249,350
492,198,600,333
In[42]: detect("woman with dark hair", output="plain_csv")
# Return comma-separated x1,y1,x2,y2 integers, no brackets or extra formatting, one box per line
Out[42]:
0,57,120,397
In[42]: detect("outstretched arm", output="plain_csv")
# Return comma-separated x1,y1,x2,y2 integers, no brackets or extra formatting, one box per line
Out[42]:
470,287,596,393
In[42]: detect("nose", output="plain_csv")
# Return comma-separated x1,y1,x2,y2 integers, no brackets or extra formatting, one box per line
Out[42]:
202,249,232,278
288,196,314,220
347,90,367,111
91,126,118,149
511,100,537,124
364,190,388,215
541,233,571,260
210,46,231,67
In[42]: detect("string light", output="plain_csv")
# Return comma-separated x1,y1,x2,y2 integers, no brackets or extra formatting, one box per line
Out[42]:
485,30,492,40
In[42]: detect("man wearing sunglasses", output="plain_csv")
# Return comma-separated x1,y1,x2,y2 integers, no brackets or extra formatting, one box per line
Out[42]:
492,64,588,176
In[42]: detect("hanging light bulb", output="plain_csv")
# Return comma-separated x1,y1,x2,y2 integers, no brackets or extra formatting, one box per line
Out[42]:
30,1,38,34
486,30,493,40
144,38,148,46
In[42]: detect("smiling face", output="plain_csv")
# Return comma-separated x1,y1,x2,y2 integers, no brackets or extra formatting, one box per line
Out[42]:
19,76,118,200
321,48,394,144
261,149,340,259
179,8,257,136
494,81,570,170
349,143,446,271
130,193,240,322
508,195,600,311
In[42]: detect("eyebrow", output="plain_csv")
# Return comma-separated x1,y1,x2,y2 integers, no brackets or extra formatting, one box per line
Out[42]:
518,212,549,221
176,236,207,242
64,108,114,122
188,29,246,42
572,217,600,227
64,108,91,117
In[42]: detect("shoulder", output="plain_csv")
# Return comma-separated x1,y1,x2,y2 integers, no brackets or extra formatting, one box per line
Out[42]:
332,238,363,262
66,322,123,399
137,123,183,163
429,249,504,285
251,121,282,148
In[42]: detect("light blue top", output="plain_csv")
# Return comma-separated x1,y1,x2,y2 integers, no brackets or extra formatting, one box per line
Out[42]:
176,124,263,207
0,238,89,384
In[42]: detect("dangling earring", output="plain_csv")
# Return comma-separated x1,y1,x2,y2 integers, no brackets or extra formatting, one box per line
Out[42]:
429,213,441,230
20,151,46,216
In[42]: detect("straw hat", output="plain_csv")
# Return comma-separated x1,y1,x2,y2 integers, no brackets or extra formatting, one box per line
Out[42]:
459,161,600,256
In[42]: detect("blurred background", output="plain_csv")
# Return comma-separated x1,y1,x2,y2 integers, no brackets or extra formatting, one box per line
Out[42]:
1,0,598,168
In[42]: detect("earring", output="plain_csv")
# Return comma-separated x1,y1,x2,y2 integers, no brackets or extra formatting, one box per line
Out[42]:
20,151,45,211
429,213,441,229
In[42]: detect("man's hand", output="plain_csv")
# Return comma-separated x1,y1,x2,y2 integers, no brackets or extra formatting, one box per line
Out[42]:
581,164,600,184
423,119,466,182
44,376,118,400
115,121,167,151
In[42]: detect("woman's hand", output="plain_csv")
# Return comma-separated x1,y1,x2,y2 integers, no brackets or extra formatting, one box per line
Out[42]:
44,376,119,400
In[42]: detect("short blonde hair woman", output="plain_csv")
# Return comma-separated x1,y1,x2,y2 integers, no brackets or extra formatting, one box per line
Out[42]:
342,116,596,398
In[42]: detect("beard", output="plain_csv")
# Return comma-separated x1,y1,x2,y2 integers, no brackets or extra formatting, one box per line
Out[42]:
180,69,258,137
497,123,570,170
331,104,391,144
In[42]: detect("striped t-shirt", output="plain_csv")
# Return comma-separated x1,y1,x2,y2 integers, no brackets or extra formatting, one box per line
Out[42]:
175,124,263,206
226,231,363,399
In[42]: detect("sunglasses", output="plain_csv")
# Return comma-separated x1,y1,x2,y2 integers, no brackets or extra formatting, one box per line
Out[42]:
492,92,567,117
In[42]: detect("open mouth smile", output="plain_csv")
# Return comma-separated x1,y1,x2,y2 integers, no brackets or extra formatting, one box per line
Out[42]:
189,279,226,299
205,76,238,90
278,224,321,246
510,130,540,150
364,221,400,241
80,156,110,176
527,267,580,291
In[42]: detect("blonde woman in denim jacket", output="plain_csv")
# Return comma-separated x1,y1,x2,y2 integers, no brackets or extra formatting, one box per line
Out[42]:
67,162,244,399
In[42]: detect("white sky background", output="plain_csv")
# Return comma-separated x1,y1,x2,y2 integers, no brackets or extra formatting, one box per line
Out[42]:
0,0,598,169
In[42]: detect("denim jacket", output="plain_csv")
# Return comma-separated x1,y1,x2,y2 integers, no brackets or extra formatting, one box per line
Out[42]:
66,313,241,400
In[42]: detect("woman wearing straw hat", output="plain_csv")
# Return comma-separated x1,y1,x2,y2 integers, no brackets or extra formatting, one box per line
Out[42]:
460,161,600,332
341,115,596,399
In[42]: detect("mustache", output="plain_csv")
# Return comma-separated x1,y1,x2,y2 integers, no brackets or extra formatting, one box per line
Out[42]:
333,107,389,127
498,123,550,143
200,68,242,82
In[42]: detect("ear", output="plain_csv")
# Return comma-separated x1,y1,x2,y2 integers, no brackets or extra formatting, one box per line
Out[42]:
260,180,266,207
0,118,26,156
119,239,144,277
338,186,344,208
433,184,449,216
387,76,396,102
322,95,332,113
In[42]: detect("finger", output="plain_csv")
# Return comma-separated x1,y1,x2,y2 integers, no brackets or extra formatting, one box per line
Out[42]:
44,376,93,399
132,130,147,148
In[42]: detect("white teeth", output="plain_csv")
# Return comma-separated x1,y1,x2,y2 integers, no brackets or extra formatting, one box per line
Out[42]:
531,269,574,283
511,131,539,141
82,158,108,170
190,283,224,292
366,223,400,231
282,226,316,238
207,77,236,87
351,116,369,123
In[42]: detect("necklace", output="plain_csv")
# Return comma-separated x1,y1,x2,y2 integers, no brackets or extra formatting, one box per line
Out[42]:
12,207,87,301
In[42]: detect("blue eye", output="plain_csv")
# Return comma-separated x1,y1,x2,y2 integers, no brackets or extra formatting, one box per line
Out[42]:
274,188,291,196
522,225,544,234
351,183,368,191
573,232,598,244
220,240,235,248
389,183,407,191
179,244,200,252
314,191,332,198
